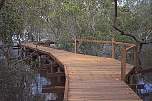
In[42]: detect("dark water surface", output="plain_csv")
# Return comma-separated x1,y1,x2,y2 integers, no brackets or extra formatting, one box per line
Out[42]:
135,44,152,101
17,47,65,101
31,74,57,101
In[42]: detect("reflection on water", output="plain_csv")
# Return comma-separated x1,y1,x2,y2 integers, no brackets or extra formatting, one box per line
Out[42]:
31,74,57,101
128,44,152,101
32,74,50,95
30,71,65,101
135,73,152,101
139,45,152,101
138,81,152,95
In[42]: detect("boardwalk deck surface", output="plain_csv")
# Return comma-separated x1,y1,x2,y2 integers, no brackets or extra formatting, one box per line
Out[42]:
23,43,142,101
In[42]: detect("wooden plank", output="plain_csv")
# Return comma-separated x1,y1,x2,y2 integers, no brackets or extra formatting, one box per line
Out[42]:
77,39,112,44
42,86,65,93
47,72,65,77
41,63,59,68
112,38,116,59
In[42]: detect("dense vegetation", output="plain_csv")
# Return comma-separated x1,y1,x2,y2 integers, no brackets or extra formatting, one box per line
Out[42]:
0,0,151,43
0,0,151,101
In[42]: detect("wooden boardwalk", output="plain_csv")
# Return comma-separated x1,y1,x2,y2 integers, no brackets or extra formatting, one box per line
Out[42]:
22,43,142,101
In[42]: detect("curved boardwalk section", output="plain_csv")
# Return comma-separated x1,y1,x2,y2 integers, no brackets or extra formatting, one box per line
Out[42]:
22,43,142,101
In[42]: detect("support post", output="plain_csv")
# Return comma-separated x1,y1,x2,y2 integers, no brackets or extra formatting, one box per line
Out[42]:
74,37,77,54
133,46,138,67
121,46,127,81
57,67,61,83
25,48,28,57
112,38,115,59
21,48,24,59
38,55,41,68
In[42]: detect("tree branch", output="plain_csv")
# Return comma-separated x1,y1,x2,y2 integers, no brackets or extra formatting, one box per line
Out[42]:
113,0,137,41
113,0,117,25
112,0,152,44
112,25,139,42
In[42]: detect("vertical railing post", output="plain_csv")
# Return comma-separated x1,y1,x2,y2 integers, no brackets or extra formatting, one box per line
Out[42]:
133,46,138,67
21,47,25,59
38,54,41,68
74,36,77,54
121,46,127,81
112,38,115,59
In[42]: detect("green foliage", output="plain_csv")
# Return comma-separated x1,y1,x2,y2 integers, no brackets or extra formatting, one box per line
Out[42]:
0,0,151,45
79,32,112,41
57,32,74,51
63,1,81,15
0,0,24,43
117,0,152,41
114,34,135,43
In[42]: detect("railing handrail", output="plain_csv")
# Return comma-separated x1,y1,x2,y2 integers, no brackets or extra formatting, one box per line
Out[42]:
74,38,137,81
76,38,135,46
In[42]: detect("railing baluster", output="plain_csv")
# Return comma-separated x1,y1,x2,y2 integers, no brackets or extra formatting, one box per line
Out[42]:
112,38,115,59
121,46,127,81
74,37,77,54
133,46,138,67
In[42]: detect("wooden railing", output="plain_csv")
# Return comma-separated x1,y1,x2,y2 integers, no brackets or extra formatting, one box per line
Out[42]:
74,38,138,81
121,45,137,80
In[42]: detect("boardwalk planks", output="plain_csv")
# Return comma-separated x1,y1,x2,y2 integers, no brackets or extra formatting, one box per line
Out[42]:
22,43,142,101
